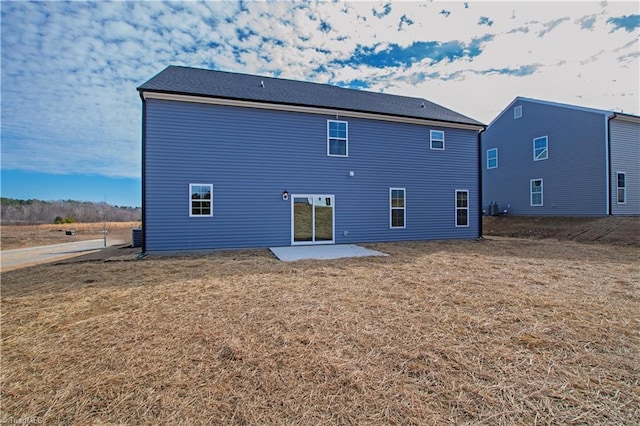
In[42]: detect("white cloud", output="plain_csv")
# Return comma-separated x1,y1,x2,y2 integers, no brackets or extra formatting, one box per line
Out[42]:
1,0,638,179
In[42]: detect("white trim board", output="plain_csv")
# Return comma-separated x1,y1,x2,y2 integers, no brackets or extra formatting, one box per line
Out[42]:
142,91,485,131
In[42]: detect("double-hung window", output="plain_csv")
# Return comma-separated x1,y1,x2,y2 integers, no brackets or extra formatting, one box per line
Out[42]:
487,148,498,169
530,179,543,206
390,188,406,228
430,130,445,150
327,120,348,156
617,172,626,204
190,184,213,217
533,136,548,161
455,190,469,227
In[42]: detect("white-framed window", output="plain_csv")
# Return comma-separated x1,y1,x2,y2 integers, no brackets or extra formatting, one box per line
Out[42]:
617,172,626,204
533,136,548,161
530,179,543,206
430,130,445,150
390,188,406,228
487,148,498,169
514,105,522,119
189,184,213,217
455,190,469,227
327,120,348,156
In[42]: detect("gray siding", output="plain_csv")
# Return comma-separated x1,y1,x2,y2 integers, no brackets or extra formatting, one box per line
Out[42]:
610,118,640,215
144,99,480,251
482,101,607,216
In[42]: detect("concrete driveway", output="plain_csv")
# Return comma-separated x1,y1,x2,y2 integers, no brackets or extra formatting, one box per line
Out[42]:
1,239,126,272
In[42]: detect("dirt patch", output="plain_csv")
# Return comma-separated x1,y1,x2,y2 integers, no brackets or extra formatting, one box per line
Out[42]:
0,222,140,251
483,216,639,246
1,239,638,424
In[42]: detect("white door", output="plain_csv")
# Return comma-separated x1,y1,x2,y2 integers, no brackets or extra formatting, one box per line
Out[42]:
291,195,334,245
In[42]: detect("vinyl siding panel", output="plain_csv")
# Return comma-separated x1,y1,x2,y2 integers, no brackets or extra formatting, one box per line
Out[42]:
482,101,607,216
610,119,640,215
144,98,479,251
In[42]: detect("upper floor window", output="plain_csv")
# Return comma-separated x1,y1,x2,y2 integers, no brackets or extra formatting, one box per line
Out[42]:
327,120,348,156
390,188,406,228
190,184,213,217
617,172,626,204
514,105,522,119
530,179,543,206
533,136,548,161
430,130,445,150
487,148,498,169
455,190,469,227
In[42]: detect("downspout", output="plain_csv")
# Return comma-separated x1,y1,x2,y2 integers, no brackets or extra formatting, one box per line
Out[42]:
478,127,486,238
139,90,147,253
605,112,615,216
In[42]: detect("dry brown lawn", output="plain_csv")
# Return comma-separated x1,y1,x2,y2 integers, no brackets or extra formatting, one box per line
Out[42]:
0,222,140,251
1,236,638,424
484,216,640,246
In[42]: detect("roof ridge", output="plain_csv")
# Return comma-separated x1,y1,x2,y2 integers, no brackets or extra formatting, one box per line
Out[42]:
163,65,438,104
138,66,484,127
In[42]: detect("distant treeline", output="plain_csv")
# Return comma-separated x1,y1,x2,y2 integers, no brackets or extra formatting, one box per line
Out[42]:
1,198,141,225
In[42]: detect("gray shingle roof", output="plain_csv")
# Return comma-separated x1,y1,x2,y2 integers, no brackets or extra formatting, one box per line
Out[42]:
138,66,484,127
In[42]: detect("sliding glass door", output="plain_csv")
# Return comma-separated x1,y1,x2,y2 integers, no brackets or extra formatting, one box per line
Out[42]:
292,195,334,245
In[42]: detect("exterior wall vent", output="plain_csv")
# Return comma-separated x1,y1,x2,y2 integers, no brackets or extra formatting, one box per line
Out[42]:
514,105,522,119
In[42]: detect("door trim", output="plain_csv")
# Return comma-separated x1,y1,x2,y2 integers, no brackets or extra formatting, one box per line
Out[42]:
291,194,335,245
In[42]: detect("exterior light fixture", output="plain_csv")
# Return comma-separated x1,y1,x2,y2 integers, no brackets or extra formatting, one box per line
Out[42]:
282,190,289,201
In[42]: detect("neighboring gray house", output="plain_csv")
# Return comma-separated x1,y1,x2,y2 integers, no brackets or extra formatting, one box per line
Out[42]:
482,97,640,216
137,66,485,252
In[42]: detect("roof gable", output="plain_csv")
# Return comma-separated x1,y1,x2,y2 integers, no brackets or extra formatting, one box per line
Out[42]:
488,96,613,127
611,112,640,124
138,66,483,127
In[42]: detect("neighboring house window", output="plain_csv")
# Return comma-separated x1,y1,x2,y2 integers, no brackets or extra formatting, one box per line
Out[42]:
190,184,213,217
456,190,469,227
617,172,626,204
487,148,498,169
530,179,543,206
327,120,348,156
514,105,522,119
533,136,548,161
390,188,406,228
430,130,445,150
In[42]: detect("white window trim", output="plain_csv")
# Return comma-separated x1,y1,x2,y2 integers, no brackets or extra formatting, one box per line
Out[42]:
455,190,469,227
617,172,626,204
430,130,445,150
487,148,498,169
290,194,336,245
390,188,406,229
533,136,548,161
514,105,522,119
530,179,543,207
327,120,348,157
189,183,213,217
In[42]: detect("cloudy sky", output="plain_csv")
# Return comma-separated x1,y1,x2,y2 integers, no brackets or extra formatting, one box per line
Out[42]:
1,1,639,207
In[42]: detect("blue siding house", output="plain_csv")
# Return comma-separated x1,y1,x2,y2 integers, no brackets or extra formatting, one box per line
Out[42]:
482,97,640,216
137,66,485,252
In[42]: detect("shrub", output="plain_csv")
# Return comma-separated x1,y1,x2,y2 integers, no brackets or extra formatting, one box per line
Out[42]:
54,216,76,224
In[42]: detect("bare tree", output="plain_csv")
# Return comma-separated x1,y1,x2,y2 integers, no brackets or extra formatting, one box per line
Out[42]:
1,198,141,225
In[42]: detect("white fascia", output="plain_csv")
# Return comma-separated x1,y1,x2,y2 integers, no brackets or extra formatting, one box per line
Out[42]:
142,92,485,132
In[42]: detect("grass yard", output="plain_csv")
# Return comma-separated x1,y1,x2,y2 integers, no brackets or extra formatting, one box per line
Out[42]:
0,221,140,251
1,238,639,424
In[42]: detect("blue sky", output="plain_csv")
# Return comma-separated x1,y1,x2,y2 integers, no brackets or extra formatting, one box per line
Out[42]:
1,1,639,208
